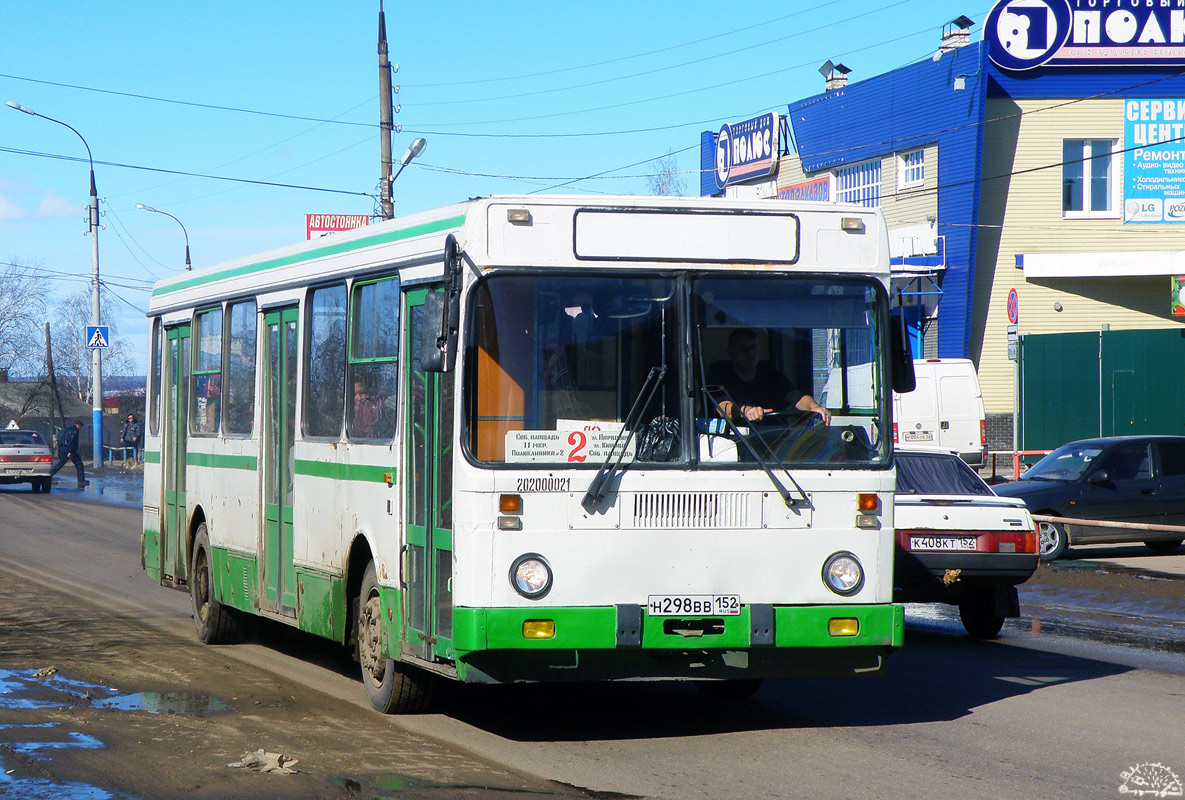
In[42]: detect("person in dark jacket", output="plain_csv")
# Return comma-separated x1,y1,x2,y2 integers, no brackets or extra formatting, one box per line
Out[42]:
50,421,89,488
120,413,143,462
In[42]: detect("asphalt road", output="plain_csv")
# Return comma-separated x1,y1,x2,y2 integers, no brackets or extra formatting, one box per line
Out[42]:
3,485,1185,799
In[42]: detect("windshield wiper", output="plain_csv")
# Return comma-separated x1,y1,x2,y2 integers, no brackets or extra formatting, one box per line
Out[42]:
581,365,667,514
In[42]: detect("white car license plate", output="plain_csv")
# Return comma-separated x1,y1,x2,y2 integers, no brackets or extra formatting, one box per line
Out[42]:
910,535,977,551
647,594,741,616
5,468,31,475
903,430,934,442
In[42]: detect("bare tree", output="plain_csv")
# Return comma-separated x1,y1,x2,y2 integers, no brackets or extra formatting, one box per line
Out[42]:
646,151,687,197
51,289,134,402
0,260,50,376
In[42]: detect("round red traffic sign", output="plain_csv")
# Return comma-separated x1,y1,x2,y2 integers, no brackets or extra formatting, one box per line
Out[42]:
1007,288,1018,324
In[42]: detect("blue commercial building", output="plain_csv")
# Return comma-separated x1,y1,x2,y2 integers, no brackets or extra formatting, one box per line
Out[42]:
702,5,1185,449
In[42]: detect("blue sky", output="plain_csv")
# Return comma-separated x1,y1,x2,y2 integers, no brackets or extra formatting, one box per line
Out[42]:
1,0,989,372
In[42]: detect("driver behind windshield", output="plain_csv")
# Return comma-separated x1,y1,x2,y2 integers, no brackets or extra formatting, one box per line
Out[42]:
707,328,831,426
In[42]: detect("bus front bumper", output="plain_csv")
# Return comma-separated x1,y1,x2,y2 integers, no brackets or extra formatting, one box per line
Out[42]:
450,603,904,684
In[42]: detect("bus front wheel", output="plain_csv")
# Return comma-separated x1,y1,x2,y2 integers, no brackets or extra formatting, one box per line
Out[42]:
358,560,432,714
191,523,244,645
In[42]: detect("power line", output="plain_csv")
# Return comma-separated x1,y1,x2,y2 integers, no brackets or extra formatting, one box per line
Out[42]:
405,0,912,107
404,1,847,89
0,146,375,198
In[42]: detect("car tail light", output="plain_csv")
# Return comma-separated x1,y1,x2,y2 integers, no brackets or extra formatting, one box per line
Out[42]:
892,422,899,444
980,419,987,447
34,455,53,463
984,530,1036,554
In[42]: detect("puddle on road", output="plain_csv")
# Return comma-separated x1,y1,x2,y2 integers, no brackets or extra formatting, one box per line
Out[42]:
0,668,229,800
0,769,125,800
337,773,562,797
94,690,232,716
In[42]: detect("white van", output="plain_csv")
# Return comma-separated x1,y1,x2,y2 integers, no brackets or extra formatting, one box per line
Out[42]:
894,358,986,466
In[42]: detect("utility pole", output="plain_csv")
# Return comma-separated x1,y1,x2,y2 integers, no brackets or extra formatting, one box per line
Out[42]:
379,1,395,220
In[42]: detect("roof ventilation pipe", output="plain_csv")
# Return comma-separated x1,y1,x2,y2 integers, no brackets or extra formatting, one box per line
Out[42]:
819,60,851,92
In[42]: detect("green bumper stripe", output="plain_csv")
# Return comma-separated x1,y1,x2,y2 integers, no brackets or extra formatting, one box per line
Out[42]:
454,604,904,652
187,452,257,470
295,459,394,483
152,215,466,298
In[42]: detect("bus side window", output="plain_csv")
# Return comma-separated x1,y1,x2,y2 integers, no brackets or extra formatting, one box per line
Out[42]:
305,283,348,439
149,317,162,437
347,276,399,441
192,307,222,435
223,300,257,435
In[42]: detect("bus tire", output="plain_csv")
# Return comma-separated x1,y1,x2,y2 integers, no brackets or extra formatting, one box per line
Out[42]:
191,523,243,645
358,561,432,714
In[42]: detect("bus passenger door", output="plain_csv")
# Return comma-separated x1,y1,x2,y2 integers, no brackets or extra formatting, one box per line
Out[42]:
261,306,299,616
162,324,190,585
403,289,454,663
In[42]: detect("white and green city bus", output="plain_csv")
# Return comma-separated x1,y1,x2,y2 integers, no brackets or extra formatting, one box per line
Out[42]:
142,195,914,712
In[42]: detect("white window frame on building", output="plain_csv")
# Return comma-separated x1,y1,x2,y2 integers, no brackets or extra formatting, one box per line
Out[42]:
898,149,925,190
835,159,882,207
1062,138,1119,219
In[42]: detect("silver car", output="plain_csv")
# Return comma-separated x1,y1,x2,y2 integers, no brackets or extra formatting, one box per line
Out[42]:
0,429,55,493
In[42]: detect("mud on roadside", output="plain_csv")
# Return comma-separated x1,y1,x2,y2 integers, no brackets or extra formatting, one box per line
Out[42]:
1019,559,1185,653
0,570,600,800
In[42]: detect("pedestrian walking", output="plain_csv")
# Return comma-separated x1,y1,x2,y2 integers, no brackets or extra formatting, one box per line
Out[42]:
120,413,143,463
50,421,89,488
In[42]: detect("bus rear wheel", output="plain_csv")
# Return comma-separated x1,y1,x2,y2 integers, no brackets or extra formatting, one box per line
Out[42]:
191,523,244,645
358,560,432,714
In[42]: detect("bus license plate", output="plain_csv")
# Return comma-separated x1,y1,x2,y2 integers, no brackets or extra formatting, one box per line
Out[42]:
910,535,977,551
647,595,741,616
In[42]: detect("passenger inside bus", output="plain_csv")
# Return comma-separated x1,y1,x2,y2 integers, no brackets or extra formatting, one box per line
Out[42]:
706,328,831,425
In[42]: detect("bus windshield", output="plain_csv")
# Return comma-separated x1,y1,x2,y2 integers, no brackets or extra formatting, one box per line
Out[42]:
466,272,888,468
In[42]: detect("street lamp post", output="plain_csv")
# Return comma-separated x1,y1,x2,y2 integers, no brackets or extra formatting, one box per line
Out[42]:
137,204,191,271
7,100,104,467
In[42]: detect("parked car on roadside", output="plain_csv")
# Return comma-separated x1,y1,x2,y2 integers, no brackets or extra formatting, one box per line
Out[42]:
994,435,1185,561
0,429,55,493
895,449,1038,638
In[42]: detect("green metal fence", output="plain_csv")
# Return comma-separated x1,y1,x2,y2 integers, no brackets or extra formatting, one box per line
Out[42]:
1020,328,1185,450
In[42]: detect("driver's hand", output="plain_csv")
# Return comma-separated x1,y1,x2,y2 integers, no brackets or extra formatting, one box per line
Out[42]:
813,406,832,425
740,405,769,422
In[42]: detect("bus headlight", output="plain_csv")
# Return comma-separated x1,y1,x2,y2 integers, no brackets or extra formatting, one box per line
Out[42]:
510,554,552,599
822,552,864,596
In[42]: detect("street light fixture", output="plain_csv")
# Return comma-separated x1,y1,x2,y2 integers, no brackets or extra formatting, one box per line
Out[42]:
391,137,426,187
137,204,191,271
8,100,105,467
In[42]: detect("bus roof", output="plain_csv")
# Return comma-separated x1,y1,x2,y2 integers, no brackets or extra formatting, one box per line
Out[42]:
147,195,888,316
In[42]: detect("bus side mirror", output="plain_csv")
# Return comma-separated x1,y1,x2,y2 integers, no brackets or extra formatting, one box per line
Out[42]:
420,291,457,373
889,312,916,394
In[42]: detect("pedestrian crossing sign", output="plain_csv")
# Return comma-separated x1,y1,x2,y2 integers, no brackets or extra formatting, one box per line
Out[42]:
85,325,110,349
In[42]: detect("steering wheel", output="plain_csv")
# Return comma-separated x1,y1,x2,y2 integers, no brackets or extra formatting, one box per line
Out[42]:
756,407,821,428
746,410,825,461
